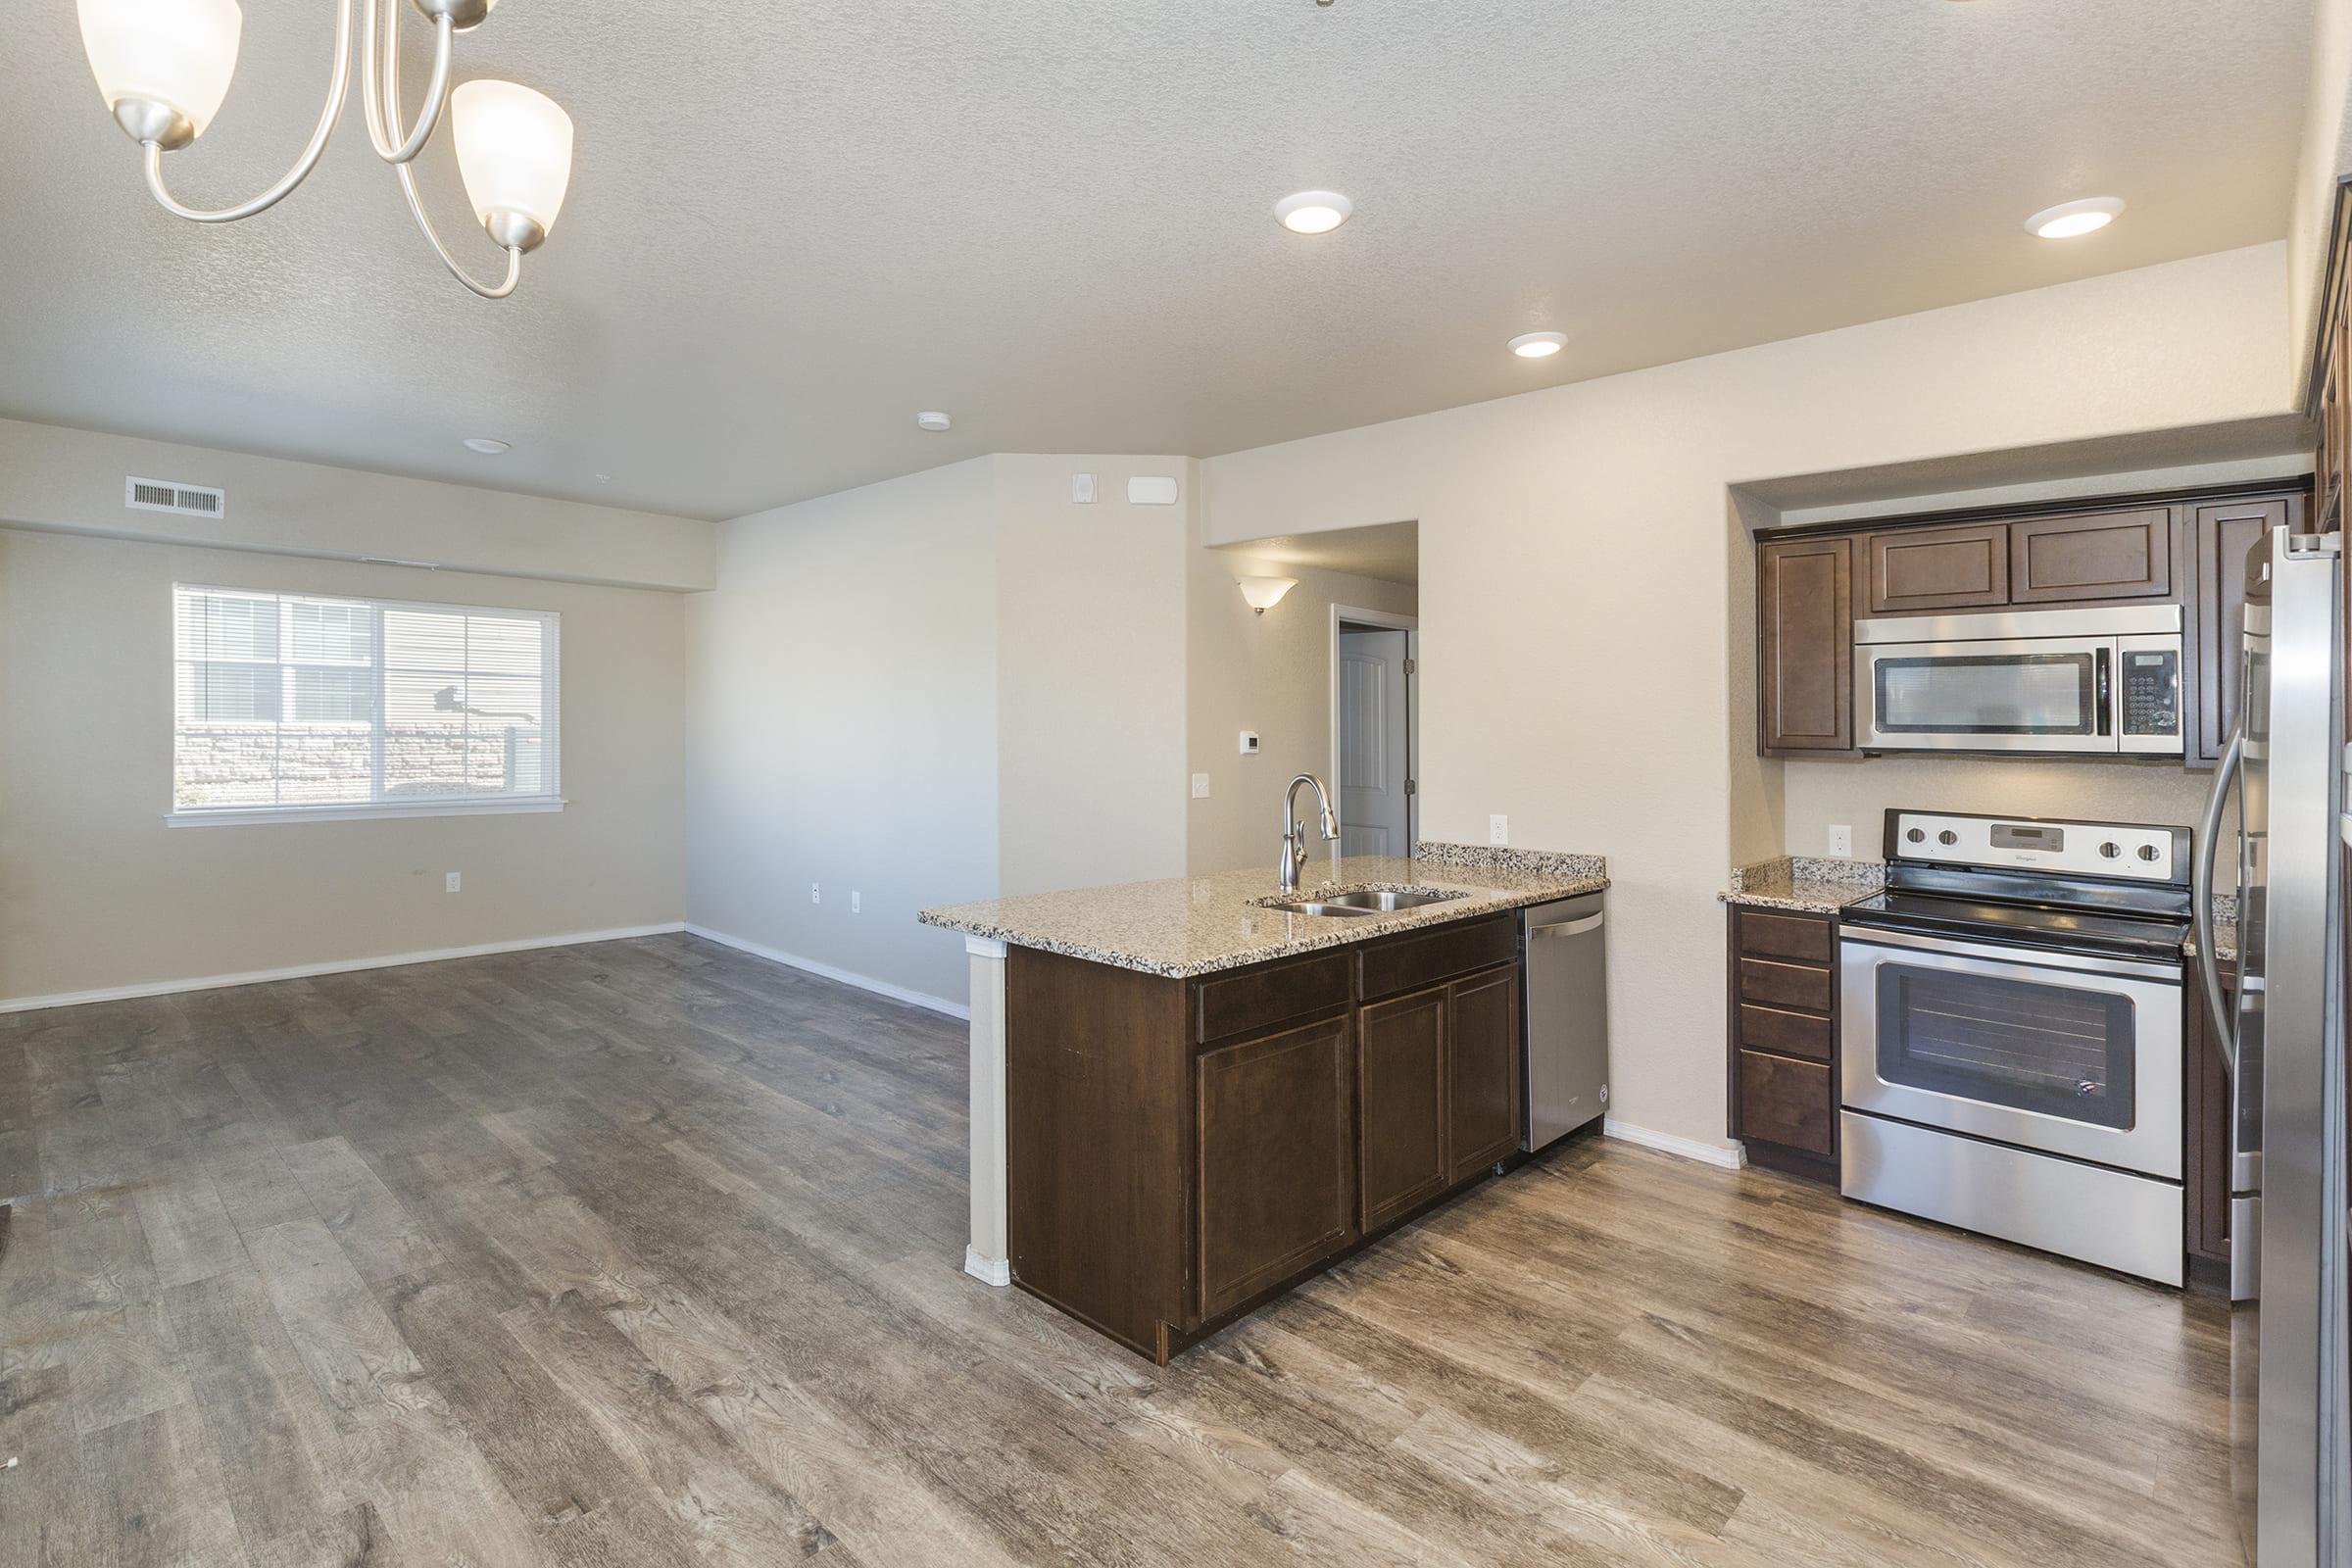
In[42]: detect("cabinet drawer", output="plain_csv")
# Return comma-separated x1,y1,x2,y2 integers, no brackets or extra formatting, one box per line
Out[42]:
1738,1050,1835,1156
1194,951,1351,1045
1739,957,1832,1014
1739,1003,1832,1063
2009,509,2172,604
1865,524,2010,613
1735,909,1833,964
1357,914,1519,1002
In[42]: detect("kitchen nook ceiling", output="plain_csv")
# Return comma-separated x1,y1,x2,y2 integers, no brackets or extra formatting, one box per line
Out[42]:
0,0,2307,521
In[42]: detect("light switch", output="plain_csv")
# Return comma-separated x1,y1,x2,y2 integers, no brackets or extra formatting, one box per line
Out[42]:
1071,472,1097,504
1191,772,1210,799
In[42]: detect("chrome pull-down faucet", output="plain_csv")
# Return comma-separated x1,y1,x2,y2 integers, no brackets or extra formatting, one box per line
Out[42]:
1279,773,1341,892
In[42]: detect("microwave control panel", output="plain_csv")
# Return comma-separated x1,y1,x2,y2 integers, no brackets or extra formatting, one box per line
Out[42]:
1887,811,2180,881
2120,648,2180,737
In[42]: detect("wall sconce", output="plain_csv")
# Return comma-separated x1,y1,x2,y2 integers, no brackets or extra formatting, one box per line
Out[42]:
1237,576,1298,615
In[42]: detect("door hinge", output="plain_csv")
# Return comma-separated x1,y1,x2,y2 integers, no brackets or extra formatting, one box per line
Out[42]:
1405,778,1418,796
1402,657,1416,675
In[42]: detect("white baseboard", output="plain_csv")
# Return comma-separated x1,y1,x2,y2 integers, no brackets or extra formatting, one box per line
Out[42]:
682,923,971,1021
963,1247,1012,1288
1602,1117,1748,1171
0,923,689,1015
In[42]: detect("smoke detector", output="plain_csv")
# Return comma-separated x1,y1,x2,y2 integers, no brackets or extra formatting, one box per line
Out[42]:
915,412,953,432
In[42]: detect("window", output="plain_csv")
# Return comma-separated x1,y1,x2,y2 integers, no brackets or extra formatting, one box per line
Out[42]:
171,585,562,825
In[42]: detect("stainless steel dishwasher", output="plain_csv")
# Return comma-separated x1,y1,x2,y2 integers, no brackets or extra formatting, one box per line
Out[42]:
1522,894,1608,1150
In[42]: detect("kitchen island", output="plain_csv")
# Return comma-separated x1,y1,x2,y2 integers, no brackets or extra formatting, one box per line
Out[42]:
919,846,1607,1361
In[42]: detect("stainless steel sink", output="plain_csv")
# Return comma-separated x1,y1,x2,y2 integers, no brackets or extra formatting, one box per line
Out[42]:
1258,887,1470,917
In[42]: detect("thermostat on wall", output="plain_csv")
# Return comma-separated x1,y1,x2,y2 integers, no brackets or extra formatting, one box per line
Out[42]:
1238,730,1260,756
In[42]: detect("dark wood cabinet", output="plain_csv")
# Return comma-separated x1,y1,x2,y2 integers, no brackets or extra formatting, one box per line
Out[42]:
1447,965,1523,1182
2192,495,2297,762
1726,906,1839,1181
1356,986,1449,1232
2009,508,2172,603
1758,536,1853,752
1864,523,2009,613
1196,1014,1357,1319
1006,911,1542,1362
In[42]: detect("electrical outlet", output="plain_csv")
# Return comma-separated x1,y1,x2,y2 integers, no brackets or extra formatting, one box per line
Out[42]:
1490,814,1509,847
1191,772,1210,799
1828,824,1853,858
1238,730,1260,756
444,871,461,893
851,891,861,914
810,882,820,905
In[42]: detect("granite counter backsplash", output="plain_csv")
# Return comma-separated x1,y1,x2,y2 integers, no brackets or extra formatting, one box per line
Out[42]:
1719,855,1886,914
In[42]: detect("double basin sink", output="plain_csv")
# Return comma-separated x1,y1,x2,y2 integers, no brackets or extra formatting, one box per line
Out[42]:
1256,886,1470,919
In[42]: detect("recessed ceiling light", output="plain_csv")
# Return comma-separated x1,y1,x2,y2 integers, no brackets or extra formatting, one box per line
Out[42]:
1275,191,1352,235
916,411,953,432
2026,196,2124,239
1507,331,1567,359
462,436,512,455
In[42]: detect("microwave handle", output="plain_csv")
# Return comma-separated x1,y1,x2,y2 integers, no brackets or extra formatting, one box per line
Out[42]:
2094,647,2113,737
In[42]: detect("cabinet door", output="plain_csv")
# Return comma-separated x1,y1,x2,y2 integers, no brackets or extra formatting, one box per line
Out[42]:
1447,965,1523,1183
2008,509,2173,604
1863,523,2010,613
1357,986,1449,1233
1757,536,1853,752
1196,1014,1357,1320
2193,497,2292,761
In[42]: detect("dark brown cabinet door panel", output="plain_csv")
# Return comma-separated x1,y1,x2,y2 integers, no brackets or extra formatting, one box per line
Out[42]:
1447,965,1523,1183
1356,987,1449,1233
1737,1051,1835,1156
1196,1014,1357,1320
1758,536,1853,752
2194,497,2293,762
1735,908,1834,964
2009,509,2173,603
1864,524,2010,613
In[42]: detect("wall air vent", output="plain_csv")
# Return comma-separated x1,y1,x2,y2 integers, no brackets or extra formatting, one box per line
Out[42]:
125,476,226,517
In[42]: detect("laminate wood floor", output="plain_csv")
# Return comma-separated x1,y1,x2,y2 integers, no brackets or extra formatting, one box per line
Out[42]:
0,933,2241,1566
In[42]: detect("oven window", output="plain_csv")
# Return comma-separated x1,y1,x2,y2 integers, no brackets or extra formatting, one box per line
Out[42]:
1875,963,2136,1129
1873,653,2096,735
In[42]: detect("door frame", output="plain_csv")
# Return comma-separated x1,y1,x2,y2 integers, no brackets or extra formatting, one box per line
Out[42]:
1330,604,1420,858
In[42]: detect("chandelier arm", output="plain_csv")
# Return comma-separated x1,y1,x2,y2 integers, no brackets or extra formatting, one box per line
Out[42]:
138,0,357,223
393,163,522,299
362,0,456,166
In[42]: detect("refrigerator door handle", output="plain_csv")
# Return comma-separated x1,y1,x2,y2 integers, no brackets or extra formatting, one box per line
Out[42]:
2194,724,2242,1074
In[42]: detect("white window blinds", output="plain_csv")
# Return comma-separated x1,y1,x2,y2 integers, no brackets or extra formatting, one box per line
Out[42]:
172,585,561,820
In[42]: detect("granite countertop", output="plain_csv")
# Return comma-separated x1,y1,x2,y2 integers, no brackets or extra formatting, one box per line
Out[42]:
1719,856,1886,914
2186,920,2239,963
919,843,1607,980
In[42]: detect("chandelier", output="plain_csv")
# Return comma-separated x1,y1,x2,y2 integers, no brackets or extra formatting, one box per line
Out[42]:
75,0,574,300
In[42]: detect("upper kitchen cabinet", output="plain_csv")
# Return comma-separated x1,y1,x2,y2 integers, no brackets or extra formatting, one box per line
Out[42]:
1757,535,1853,752
2191,495,2302,762
2010,508,2172,603
1862,523,2009,613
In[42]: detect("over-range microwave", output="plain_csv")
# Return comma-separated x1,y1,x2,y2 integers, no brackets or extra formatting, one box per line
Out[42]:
1854,604,2183,756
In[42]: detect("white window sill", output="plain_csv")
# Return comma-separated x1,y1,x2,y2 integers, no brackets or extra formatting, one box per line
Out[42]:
164,798,567,828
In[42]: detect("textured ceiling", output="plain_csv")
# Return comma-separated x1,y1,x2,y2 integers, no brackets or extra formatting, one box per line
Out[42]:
0,0,2309,521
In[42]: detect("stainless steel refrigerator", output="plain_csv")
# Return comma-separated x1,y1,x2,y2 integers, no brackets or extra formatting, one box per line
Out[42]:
2195,525,2348,1567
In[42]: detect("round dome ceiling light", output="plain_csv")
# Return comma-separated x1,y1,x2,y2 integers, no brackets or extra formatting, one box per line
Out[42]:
2026,196,2125,240
1275,191,1352,235
916,412,953,432
1507,331,1568,359
462,436,512,455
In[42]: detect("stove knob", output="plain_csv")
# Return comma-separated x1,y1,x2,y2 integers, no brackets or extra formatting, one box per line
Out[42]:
1936,829,1958,847
2099,842,2123,859
2136,844,2161,862
1905,827,1926,845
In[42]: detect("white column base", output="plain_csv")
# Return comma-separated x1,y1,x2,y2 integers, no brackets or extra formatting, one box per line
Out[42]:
964,936,1010,1287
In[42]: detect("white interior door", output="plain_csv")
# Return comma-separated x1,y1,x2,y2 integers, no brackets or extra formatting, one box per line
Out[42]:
1338,627,1412,858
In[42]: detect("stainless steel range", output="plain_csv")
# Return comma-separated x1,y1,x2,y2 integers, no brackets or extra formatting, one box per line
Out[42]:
1838,808,2191,1287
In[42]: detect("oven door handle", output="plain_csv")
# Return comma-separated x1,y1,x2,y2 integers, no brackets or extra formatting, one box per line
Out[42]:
1838,926,2188,985
2192,724,2242,1076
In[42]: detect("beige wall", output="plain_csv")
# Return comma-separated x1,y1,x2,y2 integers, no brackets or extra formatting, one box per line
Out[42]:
1778,757,2226,865
1200,242,2295,1155
1186,533,1419,876
0,417,716,592
0,529,688,1003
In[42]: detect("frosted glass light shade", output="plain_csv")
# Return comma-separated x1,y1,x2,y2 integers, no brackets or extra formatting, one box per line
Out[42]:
1238,576,1298,613
452,80,573,239
78,0,243,138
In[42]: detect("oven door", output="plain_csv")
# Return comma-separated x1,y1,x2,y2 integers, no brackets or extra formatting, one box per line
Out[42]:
1839,927,2183,1178
1857,636,2118,753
